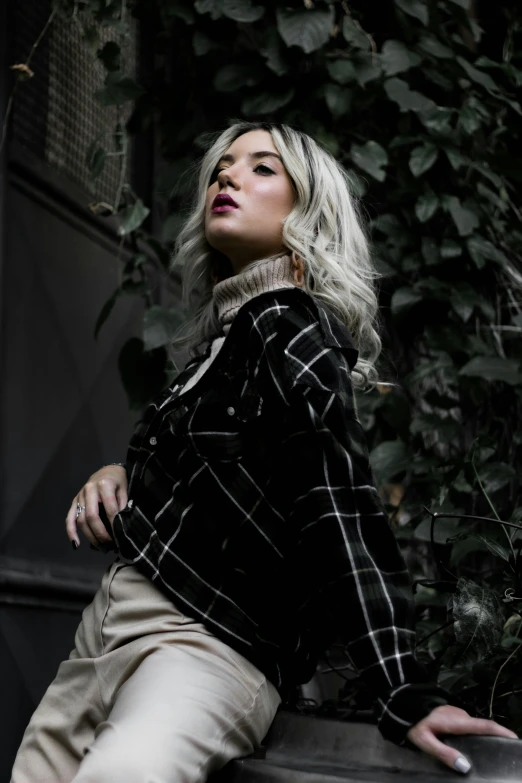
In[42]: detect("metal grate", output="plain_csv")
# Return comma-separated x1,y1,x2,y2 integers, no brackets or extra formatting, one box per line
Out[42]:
10,0,137,206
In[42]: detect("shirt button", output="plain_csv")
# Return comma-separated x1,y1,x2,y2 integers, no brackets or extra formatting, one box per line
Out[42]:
149,436,157,446
227,407,235,416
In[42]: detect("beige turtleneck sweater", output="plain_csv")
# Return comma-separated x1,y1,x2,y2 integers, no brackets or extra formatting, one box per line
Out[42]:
180,254,297,395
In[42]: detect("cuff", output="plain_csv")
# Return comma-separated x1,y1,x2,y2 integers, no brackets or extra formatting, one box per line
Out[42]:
376,682,454,745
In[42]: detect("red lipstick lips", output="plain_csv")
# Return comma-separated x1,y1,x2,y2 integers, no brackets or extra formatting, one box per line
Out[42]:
211,193,239,212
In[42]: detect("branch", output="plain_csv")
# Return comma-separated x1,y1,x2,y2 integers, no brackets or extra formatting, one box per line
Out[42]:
0,8,57,154
489,641,522,718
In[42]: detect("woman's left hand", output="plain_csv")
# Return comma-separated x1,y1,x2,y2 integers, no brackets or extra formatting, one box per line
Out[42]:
406,705,518,775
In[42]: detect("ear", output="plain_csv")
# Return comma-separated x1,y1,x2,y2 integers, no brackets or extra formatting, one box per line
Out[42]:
291,250,305,287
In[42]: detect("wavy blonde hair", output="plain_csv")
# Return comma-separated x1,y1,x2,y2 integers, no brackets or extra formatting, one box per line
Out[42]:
169,120,383,390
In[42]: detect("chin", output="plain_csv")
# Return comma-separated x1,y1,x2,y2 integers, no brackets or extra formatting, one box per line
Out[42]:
206,231,245,255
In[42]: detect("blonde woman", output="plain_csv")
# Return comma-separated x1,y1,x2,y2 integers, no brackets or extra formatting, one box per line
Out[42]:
11,122,516,783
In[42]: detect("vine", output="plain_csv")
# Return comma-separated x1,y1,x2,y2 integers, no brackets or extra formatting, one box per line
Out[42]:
3,0,522,731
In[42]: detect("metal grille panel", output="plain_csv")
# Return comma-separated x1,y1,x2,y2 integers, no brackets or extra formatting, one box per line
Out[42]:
10,0,137,204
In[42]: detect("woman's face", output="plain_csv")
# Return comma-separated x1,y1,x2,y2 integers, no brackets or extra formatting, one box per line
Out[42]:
205,129,295,274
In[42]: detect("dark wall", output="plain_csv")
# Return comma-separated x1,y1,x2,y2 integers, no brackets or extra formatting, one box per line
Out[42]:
0,2,163,776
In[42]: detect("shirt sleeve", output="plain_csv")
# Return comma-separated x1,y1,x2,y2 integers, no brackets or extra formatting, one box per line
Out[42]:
253,305,452,745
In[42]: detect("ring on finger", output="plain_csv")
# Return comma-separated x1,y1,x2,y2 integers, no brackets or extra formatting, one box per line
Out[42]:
76,502,86,519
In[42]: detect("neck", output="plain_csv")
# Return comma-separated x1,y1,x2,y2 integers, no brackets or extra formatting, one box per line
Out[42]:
213,254,297,334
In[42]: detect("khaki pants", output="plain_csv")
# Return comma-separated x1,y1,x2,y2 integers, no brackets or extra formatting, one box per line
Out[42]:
11,560,281,783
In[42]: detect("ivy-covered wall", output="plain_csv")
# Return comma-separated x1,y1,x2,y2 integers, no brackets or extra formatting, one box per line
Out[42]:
8,0,522,730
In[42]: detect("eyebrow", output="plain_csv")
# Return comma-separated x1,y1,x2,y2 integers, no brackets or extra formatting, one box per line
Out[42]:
217,151,283,165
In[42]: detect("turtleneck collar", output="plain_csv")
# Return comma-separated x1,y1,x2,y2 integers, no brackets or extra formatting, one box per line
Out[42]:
213,254,297,335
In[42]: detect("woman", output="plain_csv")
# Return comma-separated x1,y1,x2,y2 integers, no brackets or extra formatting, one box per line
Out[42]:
11,121,516,782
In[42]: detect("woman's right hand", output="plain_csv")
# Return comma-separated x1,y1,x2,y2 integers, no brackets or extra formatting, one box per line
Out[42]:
65,465,128,549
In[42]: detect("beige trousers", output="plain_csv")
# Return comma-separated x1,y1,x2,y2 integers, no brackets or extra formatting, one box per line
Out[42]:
11,559,281,783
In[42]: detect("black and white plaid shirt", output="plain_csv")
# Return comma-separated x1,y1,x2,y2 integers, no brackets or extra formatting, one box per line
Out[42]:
112,288,449,744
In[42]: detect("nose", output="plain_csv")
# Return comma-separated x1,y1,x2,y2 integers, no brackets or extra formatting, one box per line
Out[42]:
217,166,239,190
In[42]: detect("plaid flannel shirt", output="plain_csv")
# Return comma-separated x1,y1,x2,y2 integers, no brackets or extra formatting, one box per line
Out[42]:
112,288,449,744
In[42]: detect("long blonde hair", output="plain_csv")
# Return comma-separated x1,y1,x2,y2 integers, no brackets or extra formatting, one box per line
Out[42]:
169,120,383,390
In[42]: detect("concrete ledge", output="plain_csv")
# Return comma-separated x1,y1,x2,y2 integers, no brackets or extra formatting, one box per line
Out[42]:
212,711,522,781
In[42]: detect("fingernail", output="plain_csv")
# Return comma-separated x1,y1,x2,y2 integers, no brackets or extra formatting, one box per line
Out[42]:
454,756,471,774
71,540,79,550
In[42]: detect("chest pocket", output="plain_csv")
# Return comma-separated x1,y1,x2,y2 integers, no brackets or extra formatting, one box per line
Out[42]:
174,376,263,463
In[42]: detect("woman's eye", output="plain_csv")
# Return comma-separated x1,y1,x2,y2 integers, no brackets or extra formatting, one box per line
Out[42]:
208,163,274,186
255,164,274,175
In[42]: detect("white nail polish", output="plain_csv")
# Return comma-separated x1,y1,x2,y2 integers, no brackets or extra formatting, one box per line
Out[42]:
454,756,471,774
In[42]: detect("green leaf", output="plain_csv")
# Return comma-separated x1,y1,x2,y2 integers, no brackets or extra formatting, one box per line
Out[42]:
242,88,294,115
86,145,106,180
449,282,485,323
421,236,440,266
97,41,121,72
314,127,339,158
193,29,224,55
352,53,382,86
470,162,502,189
466,236,509,267
276,7,334,54
260,29,288,75
81,20,102,50
445,147,468,171
165,0,196,25
384,77,436,113
448,533,510,562
409,143,438,177
121,279,149,297
143,306,185,351
395,0,429,25
457,56,498,93
446,196,480,237
369,439,411,484
324,84,353,118
500,636,522,650
405,357,455,385
94,72,145,106
418,106,454,134
381,40,420,76
214,63,263,92
194,0,223,19
94,289,121,340
417,34,453,59
414,515,462,544
326,59,356,85
441,239,462,259
459,100,483,135
222,0,264,22
476,183,509,214
459,357,522,385
118,199,151,236
423,68,453,92
350,140,388,182
411,411,460,440
123,253,148,277
391,286,423,316
479,462,516,494
370,213,403,236
342,16,371,50
415,191,439,223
